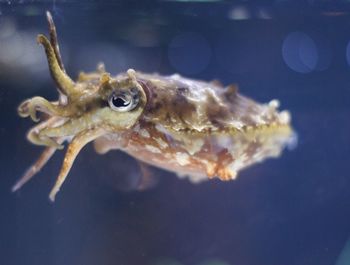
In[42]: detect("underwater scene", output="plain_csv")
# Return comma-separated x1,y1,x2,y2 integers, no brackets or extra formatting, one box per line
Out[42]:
0,1,350,265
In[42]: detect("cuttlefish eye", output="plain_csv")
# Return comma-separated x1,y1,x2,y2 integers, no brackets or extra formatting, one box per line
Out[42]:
108,89,139,112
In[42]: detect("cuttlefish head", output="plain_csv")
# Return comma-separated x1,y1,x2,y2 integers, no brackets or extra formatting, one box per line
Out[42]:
14,12,147,201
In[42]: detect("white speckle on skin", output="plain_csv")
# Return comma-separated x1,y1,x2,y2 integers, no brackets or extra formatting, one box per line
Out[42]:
133,123,140,132
155,137,168,149
185,138,204,155
251,114,266,125
268,99,280,109
139,128,150,138
216,136,232,149
230,120,244,130
170,117,177,123
170,74,181,79
229,154,248,172
176,172,208,183
145,145,162,153
252,150,264,162
279,111,291,124
155,124,171,135
175,152,190,166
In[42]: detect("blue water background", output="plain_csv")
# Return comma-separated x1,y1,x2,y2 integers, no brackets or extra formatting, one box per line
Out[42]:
0,2,350,265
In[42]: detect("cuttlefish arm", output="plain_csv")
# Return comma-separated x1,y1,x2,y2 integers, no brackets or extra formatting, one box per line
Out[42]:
17,12,79,124
12,142,62,192
45,11,65,72
14,129,105,201
37,34,76,96
12,118,66,192
15,10,105,197
49,127,105,201
16,109,108,200
12,112,105,200
16,11,147,201
18,97,75,122
15,112,107,201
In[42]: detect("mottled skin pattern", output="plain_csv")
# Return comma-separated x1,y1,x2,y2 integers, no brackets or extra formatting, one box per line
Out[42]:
14,12,295,201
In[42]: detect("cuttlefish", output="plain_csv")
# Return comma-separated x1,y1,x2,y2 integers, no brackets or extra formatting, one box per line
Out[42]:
14,12,295,201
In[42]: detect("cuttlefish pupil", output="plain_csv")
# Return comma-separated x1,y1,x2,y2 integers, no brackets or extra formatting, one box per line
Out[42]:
14,11,295,202
108,88,140,112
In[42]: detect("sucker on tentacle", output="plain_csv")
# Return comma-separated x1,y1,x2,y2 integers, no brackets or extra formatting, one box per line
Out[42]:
15,11,295,201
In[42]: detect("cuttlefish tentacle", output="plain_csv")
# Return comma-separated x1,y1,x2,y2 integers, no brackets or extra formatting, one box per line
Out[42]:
49,128,105,201
37,34,76,96
26,112,102,149
18,96,75,122
12,138,64,192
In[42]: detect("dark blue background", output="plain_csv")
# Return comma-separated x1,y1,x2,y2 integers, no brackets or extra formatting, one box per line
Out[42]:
0,1,350,265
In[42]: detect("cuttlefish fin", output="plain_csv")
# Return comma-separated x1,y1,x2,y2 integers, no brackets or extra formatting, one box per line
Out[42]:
49,128,104,202
136,161,158,191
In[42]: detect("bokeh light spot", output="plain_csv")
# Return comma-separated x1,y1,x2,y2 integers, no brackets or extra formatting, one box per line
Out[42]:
228,6,250,20
345,41,350,68
282,31,318,73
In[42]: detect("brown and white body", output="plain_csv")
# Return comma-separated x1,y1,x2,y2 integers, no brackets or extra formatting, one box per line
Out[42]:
14,12,295,201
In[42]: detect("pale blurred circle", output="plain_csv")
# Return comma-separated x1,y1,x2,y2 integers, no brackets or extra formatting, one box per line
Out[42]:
0,18,49,86
168,32,211,75
282,31,318,73
345,40,350,68
228,6,250,20
0,31,23,64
